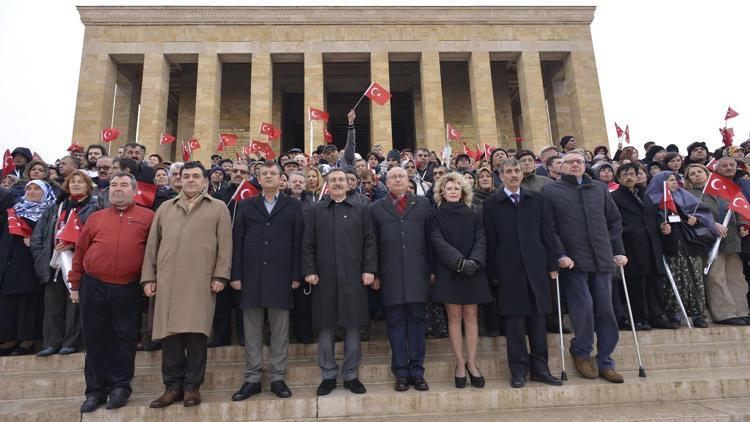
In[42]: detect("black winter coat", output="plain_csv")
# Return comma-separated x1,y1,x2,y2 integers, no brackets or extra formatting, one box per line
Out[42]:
369,194,432,306
430,202,491,305
231,193,304,310
483,189,557,315
302,196,378,330
610,185,665,276
0,190,41,295
541,174,625,273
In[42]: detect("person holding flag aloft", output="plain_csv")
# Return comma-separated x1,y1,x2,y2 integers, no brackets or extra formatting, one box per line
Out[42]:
645,170,716,328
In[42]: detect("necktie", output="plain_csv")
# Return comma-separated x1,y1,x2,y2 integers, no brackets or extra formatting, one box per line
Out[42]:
510,193,519,205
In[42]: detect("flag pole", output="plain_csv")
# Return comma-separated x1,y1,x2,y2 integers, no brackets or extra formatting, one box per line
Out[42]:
705,210,732,274
309,111,314,157
663,181,668,222
352,82,374,111
108,83,118,156
134,104,142,144
692,176,710,215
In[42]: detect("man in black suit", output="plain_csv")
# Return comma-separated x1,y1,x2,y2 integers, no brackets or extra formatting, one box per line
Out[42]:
483,158,562,388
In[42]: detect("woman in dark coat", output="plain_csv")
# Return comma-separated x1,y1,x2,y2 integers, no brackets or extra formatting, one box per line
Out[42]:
0,181,56,355
30,170,100,356
471,167,500,336
430,172,492,389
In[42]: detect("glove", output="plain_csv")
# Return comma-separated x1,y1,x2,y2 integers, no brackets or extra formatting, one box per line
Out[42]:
461,259,479,276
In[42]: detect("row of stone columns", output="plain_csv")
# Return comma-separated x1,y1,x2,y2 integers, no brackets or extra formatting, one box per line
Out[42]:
72,49,605,163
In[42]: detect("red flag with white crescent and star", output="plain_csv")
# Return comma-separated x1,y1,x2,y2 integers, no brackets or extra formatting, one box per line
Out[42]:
134,180,157,208
614,122,624,139
658,182,678,214
249,140,276,160
447,123,461,141
217,141,225,152
364,81,391,106
101,128,121,143
188,138,202,151
7,208,32,237
729,191,750,221
260,122,275,136
57,209,82,244
725,106,739,120
483,144,495,159
324,128,333,144
181,142,191,162
268,128,282,141
160,133,176,145
220,133,238,146
230,179,261,202
704,172,741,201
308,107,330,122
1,150,13,178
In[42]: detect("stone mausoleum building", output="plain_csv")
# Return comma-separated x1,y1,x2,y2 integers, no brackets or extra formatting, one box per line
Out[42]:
72,6,607,163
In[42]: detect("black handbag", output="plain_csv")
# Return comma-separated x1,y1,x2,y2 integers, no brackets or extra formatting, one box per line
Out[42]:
680,221,717,247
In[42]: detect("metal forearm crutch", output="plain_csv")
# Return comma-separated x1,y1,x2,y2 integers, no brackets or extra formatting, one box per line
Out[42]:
555,275,567,381
619,266,646,377
661,256,692,329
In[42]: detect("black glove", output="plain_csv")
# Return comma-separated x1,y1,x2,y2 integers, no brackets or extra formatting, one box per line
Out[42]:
461,259,479,276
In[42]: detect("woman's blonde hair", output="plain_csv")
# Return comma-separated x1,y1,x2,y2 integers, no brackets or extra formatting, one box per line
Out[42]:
62,169,95,197
684,163,710,189
433,171,473,207
306,166,324,196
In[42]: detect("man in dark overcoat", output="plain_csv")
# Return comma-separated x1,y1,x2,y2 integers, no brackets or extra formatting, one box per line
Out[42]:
229,161,303,401
483,158,562,388
302,168,378,396
369,167,432,392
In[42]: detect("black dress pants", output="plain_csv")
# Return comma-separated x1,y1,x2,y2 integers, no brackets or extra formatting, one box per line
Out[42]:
161,333,208,391
292,287,313,342
504,313,550,378
212,288,243,344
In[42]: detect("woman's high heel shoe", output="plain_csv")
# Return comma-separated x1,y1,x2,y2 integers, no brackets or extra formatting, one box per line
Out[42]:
466,363,485,388
454,366,466,389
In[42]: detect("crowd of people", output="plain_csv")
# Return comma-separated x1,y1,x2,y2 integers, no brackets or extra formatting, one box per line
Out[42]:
1,109,749,414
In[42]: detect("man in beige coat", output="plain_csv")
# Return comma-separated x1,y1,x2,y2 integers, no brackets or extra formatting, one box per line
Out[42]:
141,161,232,408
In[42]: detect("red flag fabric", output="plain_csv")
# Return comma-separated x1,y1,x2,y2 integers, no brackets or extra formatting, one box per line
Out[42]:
160,133,176,145
514,137,525,143
220,133,238,146
725,106,739,120
235,152,240,161
447,123,461,140
483,144,495,159
242,145,253,157
462,143,482,162
32,152,43,162
230,180,261,202
624,125,630,144
720,127,735,147
608,182,620,192
57,209,82,244
658,182,678,214
268,128,282,141
260,122,274,136
324,128,333,144
67,142,83,153
705,172,741,201
614,122,624,139
188,138,202,151
7,208,32,237
308,107,330,122
364,81,391,106
217,142,225,152
706,158,717,172
134,181,157,208
101,128,121,143
249,140,276,160
181,142,191,162
729,192,750,221
1,149,13,178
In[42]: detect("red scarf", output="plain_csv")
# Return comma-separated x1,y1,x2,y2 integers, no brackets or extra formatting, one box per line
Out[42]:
389,192,409,216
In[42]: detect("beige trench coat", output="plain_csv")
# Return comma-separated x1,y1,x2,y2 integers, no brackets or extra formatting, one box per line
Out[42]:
141,193,232,340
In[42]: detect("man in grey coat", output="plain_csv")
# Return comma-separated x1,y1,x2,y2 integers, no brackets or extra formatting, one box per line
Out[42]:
370,167,432,392
541,149,628,384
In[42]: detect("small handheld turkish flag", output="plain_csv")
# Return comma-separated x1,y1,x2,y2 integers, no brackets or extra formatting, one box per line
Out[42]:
447,123,461,140
181,142,191,162
1,149,13,178
242,145,253,157
720,127,734,147
217,142,225,152
134,180,157,208
101,128,121,143
268,128,282,141
308,107,330,122
220,133,238,146
729,192,750,220
260,122,275,136
324,128,333,144
230,180,261,202
364,81,391,106
483,144,495,159
658,182,678,215
7,208,32,237
250,140,276,160
188,138,202,151
614,122,624,139
160,133,176,145
57,209,82,244
725,106,739,120
705,172,740,200
624,125,630,144
706,158,718,172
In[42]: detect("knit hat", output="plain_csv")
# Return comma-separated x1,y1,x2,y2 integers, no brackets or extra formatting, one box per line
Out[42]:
386,150,401,161
687,141,708,156
560,135,575,148
209,166,226,178
11,147,32,162
515,149,535,161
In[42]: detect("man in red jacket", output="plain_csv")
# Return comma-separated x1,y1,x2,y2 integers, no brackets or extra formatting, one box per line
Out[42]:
68,172,155,413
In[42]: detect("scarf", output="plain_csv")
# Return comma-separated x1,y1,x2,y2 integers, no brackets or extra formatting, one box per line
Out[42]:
645,171,715,228
13,180,56,222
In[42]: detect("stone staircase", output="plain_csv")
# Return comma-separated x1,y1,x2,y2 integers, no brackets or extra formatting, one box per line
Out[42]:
3,325,750,421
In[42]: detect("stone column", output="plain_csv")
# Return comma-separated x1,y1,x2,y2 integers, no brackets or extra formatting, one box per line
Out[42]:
71,52,117,147
176,65,197,144
193,53,222,164
109,75,133,152
491,62,516,149
304,52,324,155
138,53,170,158
563,48,607,151
516,51,552,154
468,51,499,149
248,53,273,151
419,51,445,153
370,51,393,152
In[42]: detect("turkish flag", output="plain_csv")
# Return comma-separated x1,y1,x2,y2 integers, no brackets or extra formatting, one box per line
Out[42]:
268,128,282,141
249,140,276,160
483,144,495,159
720,127,734,147
624,125,630,144
706,158,718,172
230,180,261,202
7,208,32,237
364,81,391,106
220,133,238,146
608,182,620,192
101,128,121,143
260,122,275,136
462,143,482,162
67,142,83,153
217,142,225,152
704,172,741,201
32,152,43,162
658,182,678,215
514,137,525,143
729,192,750,221
725,106,739,120
181,142,191,162
242,145,253,157
57,209,82,244
188,138,202,151
614,122,624,139
134,180,157,208
308,107,329,122
1,149,13,178
447,123,461,140
160,133,176,145
324,128,333,144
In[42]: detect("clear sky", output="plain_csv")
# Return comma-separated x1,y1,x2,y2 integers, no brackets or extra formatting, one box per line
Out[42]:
1,0,747,161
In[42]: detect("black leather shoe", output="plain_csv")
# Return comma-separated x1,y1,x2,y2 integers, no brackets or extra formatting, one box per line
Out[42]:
394,377,409,392
410,376,429,391
207,340,228,348
105,388,131,409
741,316,750,325
142,341,162,351
693,317,709,328
716,318,746,326
232,382,261,401
270,380,292,398
510,375,525,388
36,346,60,357
651,315,679,329
59,347,78,355
466,363,485,388
530,372,563,386
343,378,366,394
10,345,34,356
80,395,106,413
316,379,337,396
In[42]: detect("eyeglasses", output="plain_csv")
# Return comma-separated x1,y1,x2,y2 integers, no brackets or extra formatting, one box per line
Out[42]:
233,169,249,174
563,159,584,165
95,166,111,171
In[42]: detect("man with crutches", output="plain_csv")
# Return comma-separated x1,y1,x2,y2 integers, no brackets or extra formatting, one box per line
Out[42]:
541,150,627,384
